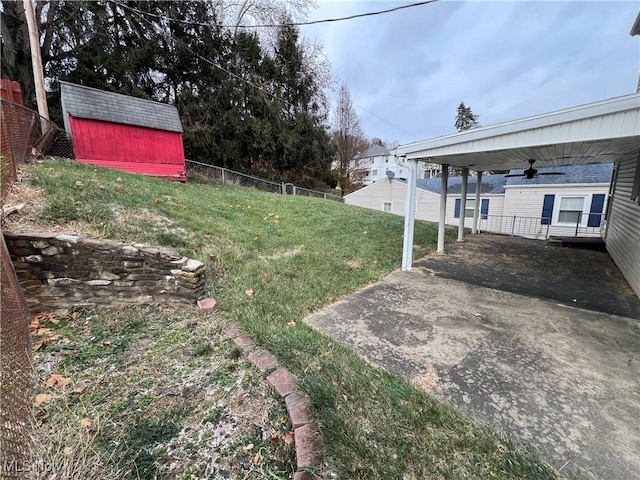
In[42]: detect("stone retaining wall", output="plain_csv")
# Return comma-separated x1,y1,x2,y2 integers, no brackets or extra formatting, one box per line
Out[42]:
3,232,206,311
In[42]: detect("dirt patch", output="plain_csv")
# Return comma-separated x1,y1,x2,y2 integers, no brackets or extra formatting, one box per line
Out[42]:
259,245,304,261
1,164,96,236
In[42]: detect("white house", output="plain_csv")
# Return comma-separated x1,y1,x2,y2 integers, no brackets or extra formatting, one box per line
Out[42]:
353,144,440,185
345,164,612,240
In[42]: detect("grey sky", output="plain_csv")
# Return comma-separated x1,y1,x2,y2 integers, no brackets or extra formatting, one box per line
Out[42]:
300,1,640,145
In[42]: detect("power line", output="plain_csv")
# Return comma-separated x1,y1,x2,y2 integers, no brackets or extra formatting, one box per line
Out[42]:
112,1,438,29
116,0,423,140
350,99,419,141
121,3,297,109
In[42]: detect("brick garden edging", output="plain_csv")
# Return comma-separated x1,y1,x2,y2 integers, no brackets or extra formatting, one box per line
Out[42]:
208,305,321,480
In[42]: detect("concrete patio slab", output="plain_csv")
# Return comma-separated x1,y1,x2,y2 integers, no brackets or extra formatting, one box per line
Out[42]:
305,239,640,480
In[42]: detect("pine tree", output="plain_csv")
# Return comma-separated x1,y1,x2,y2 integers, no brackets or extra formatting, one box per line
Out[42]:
455,102,480,132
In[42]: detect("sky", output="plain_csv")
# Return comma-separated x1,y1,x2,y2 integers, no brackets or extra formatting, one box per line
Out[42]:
299,0,640,146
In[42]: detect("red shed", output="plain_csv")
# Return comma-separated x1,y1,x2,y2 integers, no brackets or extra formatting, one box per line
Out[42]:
60,82,186,181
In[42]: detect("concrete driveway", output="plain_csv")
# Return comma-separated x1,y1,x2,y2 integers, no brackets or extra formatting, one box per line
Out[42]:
305,236,640,480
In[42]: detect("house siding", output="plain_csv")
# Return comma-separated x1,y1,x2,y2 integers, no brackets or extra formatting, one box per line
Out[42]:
503,184,610,238
345,180,408,215
345,179,504,226
447,195,505,227
606,156,640,297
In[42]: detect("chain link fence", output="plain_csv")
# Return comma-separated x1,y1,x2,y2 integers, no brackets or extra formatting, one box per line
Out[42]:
0,233,33,479
0,98,60,479
0,99,60,199
186,159,343,202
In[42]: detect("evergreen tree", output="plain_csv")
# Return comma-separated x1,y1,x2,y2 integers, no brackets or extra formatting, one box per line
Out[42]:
455,102,480,132
2,0,334,188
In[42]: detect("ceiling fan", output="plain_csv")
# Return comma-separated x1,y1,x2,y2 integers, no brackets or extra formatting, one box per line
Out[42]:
504,159,565,179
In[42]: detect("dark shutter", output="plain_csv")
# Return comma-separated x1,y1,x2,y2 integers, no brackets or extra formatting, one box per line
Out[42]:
454,198,461,219
588,194,605,227
541,194,554,225
481,199,489,219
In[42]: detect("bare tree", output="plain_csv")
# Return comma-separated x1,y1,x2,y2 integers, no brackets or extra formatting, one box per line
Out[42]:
332,84,367,194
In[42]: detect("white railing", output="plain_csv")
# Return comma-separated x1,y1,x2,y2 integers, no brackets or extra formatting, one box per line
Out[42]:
476,213,604,240
572,212,604,237
477,215,551,240
185,160,343,202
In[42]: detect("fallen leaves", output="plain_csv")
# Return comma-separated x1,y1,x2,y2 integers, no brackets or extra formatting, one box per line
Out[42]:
286,321,296,328
283,431,294,446
263,212,281,224
79,418,92,428
71,385,87,395
245,289,254,297
34,393,52,406
30,312,67,351
46,374,71,390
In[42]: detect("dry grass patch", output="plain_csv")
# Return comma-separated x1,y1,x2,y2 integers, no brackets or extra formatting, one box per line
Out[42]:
30,306,295,479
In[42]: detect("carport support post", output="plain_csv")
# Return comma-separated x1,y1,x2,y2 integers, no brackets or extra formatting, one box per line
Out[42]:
401,159,418,270
437,164,449,253
458,167,469,241
472,171,483,234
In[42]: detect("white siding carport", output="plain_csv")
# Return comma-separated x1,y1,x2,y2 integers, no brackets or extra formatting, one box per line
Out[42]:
606,156,640,297
396,93,640,297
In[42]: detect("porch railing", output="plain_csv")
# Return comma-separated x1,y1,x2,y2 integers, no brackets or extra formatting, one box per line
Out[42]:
476,215,551,240
475,213,604,240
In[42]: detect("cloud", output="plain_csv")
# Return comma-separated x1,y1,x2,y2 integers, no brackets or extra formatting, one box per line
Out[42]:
301,1,639,144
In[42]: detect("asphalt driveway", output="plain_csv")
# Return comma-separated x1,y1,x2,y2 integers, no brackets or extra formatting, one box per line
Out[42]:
305,235,640,480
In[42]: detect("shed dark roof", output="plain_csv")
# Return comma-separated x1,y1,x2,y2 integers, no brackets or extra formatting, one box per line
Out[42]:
60,81,183,133
409,163,613,195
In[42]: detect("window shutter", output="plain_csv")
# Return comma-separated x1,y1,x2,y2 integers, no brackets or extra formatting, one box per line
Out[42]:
541,194,554,225
588,194,605,227
454,198,461,218
481,199,489,219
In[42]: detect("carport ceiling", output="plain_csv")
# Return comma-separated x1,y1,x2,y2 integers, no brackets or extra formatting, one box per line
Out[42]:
397,92,640,172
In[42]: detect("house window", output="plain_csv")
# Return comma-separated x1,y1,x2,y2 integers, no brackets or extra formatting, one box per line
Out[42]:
454,198,489,219
464,199,475,218
399,169,403,175
372,170,378,176
385,158,389,163
556,196,585,225
371,159,374,164
382,201,392,213
544,194,605,227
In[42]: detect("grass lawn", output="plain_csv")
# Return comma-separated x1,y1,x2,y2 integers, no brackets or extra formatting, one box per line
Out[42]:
22,160,561,479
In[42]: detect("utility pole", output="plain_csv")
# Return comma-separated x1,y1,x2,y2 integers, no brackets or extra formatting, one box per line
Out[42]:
23,0,49,128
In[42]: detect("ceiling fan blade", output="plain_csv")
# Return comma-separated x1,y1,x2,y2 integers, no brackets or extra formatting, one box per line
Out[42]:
537,172,566,175
504,173,526,177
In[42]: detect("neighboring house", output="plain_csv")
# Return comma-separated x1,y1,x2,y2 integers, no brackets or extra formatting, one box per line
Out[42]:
345,164,613,239
354,144,438,185
60,82,186,181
